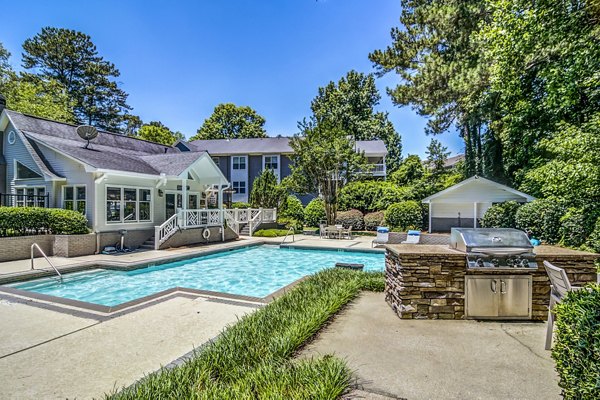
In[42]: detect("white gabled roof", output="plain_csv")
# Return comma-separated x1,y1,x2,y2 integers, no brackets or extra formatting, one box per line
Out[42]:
422,176,535,203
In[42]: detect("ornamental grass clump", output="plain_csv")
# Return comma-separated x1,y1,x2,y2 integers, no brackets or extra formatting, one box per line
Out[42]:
108,269,384,399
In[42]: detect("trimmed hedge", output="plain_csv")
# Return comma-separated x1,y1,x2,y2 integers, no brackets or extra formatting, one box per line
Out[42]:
584,217,600,253
335,209,364,230
480,201,521,228
278,195,304,223
304,198,326,227
230,202,251,209
385,201,423,231
515,199,567,243
253,229,291,237
364,211,385,231
338,181,408,213
0,207,88,237
552,284,600,400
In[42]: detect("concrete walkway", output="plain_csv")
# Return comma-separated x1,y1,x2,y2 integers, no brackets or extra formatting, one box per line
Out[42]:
301,293,560,400
0,295,255,399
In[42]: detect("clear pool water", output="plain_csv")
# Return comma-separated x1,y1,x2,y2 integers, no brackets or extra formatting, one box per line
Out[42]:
8,245,384,306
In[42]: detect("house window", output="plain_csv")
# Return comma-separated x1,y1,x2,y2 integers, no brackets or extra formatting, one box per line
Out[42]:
233,156,246,170
63,186,86,214
106,187,153,223
16,161,42,179
212,157,220,166
264,155,278,170
232,181,246,194
15,187,46,207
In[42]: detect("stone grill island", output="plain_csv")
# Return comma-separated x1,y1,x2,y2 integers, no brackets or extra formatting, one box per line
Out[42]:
384,243,598,320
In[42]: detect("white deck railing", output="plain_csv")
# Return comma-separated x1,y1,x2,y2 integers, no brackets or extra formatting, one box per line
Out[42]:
155,208,277,248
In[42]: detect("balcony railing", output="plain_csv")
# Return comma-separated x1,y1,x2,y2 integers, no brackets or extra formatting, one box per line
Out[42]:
0,193,50,208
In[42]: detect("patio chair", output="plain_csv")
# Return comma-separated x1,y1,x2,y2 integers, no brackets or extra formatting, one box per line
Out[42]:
543,260,584,350
401,230,421,244
319,223,327,239
341,226,352,240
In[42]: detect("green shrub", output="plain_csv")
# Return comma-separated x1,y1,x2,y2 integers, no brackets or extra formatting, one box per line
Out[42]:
364,211,385,231
552,284,600,400
277,217,303,231
0,207,88,237
338,181,407,213
335,209,364,230
480,201,521,228
584,217,600,253
559,208,589,248
515,199,567,243
109,268,385,399
385,201,423,230
304,198,326,227
230,202,250,209
278,195,304,222
253,229,291,237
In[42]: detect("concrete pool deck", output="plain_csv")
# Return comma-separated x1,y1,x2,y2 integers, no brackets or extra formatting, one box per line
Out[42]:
0,234,382,399
301,292,560,400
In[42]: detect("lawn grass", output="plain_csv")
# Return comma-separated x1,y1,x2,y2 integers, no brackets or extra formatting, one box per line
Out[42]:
107,269,385,399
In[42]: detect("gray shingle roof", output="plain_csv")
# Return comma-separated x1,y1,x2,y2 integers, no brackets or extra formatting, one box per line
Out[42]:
189,137,388,155
6,110,206,177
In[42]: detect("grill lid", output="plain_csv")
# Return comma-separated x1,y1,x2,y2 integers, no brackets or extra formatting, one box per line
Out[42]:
450,228,533,252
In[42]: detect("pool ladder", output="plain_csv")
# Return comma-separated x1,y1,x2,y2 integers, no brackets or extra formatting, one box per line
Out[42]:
31,243,62,282
281,226,296,244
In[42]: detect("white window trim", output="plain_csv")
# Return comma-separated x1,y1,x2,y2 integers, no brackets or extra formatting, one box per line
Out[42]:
232,181,246,194
263,154,281,182
14,185,46,207
62,185,87,214
13,160,43,181
105,185,154,224
164,190,201,209
232,155,247,170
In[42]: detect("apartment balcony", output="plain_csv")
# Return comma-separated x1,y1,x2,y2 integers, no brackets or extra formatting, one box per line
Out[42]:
358,163,386,177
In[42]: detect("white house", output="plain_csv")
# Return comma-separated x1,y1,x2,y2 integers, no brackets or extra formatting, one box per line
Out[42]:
0,109,277,250
422,176,535,233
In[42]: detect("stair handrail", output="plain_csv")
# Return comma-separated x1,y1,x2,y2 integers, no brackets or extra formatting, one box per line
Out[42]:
155,213,179,249
31,243,62,281
223,209,239,234
281,226,296,244
248,208,263,237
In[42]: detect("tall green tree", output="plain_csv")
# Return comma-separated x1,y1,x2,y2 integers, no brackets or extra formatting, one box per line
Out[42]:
389,154,425,186
191,103,267,140
249,168,286,209
135,121,184,146
0,41,75,123
309,70,402,172
21,27,131,131
477,0,600,181
369,1,500,180
425,139,450,177
289,124,367,224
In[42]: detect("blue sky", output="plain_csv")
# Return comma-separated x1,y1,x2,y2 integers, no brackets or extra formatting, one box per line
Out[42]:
0,0,463,157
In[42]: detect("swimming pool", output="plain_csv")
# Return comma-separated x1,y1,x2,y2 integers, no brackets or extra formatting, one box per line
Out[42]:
8,245,384,306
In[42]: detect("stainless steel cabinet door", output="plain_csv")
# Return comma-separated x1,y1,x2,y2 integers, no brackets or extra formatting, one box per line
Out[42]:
466,277,499,318
498,276,531,318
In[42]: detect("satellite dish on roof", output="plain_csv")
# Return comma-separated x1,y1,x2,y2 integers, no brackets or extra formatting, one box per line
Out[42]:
76,125,98,149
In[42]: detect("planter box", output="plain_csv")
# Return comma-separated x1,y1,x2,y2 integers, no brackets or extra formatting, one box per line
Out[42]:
0,235,54,262
53,234,97,258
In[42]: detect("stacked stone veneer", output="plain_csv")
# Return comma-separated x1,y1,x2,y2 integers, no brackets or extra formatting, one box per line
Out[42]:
385,248,598,320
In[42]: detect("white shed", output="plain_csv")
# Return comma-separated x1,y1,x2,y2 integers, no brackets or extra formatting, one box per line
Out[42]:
422,176,535,233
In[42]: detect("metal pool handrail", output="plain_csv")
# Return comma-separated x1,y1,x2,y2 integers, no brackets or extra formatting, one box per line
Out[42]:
281,226,296,244
31,243,62,282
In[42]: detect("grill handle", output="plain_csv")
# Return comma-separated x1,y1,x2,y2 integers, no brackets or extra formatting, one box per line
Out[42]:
491,279,497,293
500,280,507,294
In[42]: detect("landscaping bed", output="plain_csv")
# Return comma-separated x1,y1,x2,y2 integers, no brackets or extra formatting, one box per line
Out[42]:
108,269,385,399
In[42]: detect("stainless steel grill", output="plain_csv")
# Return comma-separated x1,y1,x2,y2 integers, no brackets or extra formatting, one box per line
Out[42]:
450,228,537,269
